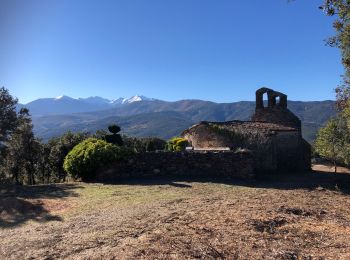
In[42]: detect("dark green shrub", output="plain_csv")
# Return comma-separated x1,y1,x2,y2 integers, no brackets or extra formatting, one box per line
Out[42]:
105,134,123,146
105,124,123,146
146,139,156,152
93,129,108,140
108,124,121,134
63,138,132,181
46,131,90,182
166,137,189,152
122,136,145,153
145,137,166,152
122,136,166,152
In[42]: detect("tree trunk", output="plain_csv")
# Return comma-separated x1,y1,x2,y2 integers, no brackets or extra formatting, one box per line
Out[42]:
15,172,19,185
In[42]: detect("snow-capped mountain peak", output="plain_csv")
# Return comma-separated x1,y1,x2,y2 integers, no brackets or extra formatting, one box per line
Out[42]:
122,95,154,104
21,94,158,116
55,95,65,100
48,95,154,104
54,95,76,101
110,97,124,105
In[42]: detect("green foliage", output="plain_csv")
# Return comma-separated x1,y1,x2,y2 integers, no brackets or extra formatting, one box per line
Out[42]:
310,1,350,171
145,139,156,151
63,138,132,181
105,134,123,146
122,136,145,153
314,115,350,170
0,88,45,184
108,124,121,134
2,108,41,184
105,124,123,146
93,129,108,140
0,87,19,143
1,89,134,184
166,137,189,152
321,1,350,110
145,137,166,152
208,124,245,145
45,131,90,182
122,136,166,152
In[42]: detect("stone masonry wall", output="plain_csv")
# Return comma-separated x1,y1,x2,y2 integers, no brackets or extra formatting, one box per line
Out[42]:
96,151,254,183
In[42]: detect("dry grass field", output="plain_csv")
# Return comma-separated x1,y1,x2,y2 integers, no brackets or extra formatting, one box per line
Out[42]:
1,165,350,259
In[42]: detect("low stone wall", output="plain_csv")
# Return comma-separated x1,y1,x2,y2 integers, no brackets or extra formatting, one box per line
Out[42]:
96,151,254,182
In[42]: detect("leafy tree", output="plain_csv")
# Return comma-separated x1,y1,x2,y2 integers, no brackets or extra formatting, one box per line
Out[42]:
145,137,166,151
122,136,166,152
311,1,350,173
320,1,350,110
46,131,90,182
122,136,147,152
314,116,350,172
105,124,123,146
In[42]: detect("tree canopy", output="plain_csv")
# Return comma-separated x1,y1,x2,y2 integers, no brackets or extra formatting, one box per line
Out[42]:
0,87,18,143
315,115,350,171
320,0,350,110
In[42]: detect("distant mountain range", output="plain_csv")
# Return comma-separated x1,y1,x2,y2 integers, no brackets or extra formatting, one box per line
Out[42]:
18,95,156,116
20,95,336,143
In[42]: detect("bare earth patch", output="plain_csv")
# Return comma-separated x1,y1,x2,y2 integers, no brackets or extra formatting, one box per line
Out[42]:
1,166,350,259
312,163,350,174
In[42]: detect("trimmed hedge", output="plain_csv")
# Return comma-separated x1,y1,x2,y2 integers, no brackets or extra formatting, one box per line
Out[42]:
105,124,123,146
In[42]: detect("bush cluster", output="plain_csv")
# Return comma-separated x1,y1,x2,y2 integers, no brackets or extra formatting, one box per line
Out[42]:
166,137,189,151
123,136,166,152
63,138,132,181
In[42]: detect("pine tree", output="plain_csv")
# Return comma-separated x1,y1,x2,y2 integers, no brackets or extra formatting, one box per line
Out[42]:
0,87,18,143
4,108,41,184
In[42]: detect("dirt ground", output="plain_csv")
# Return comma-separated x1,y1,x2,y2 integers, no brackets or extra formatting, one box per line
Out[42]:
1,165,350,259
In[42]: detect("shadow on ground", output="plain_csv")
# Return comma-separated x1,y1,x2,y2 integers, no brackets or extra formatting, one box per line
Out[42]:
252,170,350,194
0,184,83,228
102,169,350,195
3,166,350,228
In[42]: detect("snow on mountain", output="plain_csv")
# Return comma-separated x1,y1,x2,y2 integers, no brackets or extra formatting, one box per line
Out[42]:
110,97,125,105
55,95,64,100
34,94,154,105
22,95,157,116
54,95,77,101
121,95,155,104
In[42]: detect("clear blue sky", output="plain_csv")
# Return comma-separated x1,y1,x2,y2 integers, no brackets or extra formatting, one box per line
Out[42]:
0,0,343,104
